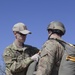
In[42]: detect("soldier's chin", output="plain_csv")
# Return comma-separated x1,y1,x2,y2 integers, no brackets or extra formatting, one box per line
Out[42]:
21,40,25,43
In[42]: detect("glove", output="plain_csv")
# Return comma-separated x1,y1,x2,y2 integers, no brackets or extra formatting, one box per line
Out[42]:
31,53,40,62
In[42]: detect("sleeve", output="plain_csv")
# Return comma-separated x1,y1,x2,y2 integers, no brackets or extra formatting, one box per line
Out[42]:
3,47,33,73
36,41,57,75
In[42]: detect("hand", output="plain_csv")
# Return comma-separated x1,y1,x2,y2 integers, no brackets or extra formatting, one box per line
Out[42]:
31,53,40,61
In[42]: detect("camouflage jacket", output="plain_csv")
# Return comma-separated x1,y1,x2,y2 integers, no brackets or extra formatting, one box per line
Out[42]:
36,38,65,75
3,43,39,75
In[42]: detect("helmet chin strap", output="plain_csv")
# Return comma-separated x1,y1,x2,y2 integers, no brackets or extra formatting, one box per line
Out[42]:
48,32,53,40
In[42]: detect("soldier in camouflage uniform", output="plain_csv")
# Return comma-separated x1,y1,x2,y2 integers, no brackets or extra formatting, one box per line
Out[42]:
3,22,39,75
36,21,66,75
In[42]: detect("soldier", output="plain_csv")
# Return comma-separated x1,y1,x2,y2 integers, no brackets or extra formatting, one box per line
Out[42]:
36,21,66,75
3,22,39,75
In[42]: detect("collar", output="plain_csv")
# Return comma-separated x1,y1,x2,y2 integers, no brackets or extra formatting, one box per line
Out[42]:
12,42,27,51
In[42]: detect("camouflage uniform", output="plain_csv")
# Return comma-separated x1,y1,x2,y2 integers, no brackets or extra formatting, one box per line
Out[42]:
36,21,66,75
3,43,39,75
36,38,64,75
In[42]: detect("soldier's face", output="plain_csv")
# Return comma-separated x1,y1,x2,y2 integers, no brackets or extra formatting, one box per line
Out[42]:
16,32,27,43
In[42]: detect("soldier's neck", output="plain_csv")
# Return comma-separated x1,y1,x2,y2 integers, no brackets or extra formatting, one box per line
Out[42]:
14,40,24,48
50,34,61,39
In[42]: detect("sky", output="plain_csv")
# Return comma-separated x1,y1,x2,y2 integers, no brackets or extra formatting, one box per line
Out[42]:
0,0,75,65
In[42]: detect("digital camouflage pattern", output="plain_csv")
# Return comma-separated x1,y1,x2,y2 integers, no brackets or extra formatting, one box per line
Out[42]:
36,38,64,75
3,43,39,75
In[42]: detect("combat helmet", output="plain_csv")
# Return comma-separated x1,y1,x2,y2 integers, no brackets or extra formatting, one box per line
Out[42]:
47,21,66,35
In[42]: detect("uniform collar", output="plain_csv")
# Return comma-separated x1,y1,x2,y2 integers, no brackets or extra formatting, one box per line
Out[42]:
13,42,27,51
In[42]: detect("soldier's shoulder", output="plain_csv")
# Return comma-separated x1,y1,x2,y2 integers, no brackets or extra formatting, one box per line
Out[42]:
43,39,57,46
3,44,13,55
6,44,14,49
68,43,75,47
